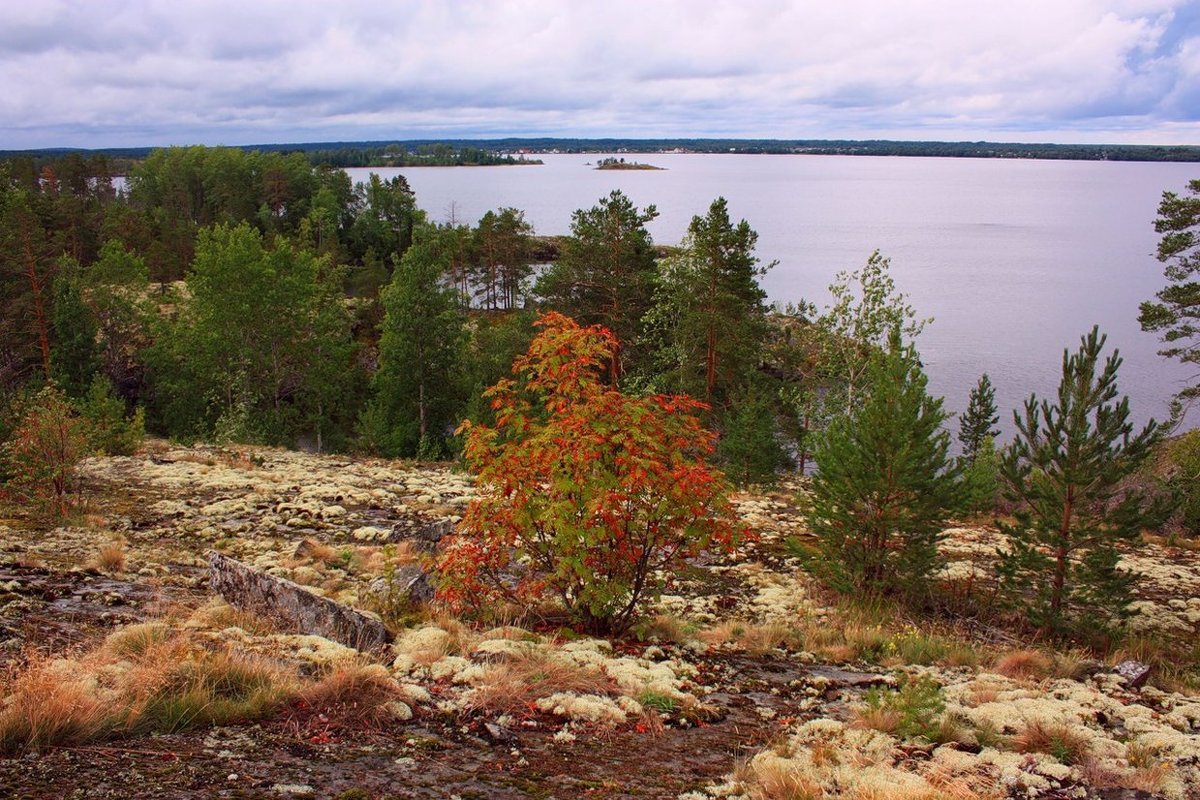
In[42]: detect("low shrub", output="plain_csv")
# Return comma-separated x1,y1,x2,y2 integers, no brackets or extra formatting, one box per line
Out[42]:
1,384,89,517
857,675,946,742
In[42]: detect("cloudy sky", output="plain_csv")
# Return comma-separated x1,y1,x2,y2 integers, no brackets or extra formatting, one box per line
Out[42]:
1,0,1198,149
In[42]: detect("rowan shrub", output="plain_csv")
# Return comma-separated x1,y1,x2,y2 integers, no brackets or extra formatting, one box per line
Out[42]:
436,312,744,634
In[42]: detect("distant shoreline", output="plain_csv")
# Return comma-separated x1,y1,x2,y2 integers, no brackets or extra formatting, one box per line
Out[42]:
4,138,1199,163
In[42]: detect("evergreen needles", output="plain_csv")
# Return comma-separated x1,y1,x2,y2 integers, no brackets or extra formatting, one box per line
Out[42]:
997,326,1167,634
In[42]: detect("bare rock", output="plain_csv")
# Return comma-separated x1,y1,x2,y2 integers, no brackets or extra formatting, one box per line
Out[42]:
405,518,454,551
207,551,392,651
369,564,434,606
1113,660,1152,689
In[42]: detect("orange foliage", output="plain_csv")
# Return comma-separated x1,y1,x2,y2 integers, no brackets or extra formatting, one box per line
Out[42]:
437,312,745,634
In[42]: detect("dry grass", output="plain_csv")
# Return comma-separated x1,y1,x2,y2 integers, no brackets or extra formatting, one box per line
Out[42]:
0,654,107,753
699,621,798,654
104,622,171,658
0,629,298,753
736,753,824,800
992,649,1053,679
1012,719,1091,765
852,705,902,735
186,599,283,637
965,681,1002,707
93,538,127,574
296,662,402,729
636,614,698,645
459,649,615,716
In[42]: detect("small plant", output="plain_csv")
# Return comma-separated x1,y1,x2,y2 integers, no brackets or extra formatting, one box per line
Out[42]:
94,538,127,574
1163,429,1200,536
637,690,678,713
858,674,946,741
294,662,403,731
799,335,959,598
75,376,144,456
992,649,1054,680
972,718,1007,750
1,384,89,517
1013,719,1092,765
959,373,1000,460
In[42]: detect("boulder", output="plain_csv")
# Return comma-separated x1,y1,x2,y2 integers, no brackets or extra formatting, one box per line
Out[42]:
369,563,434,606
207,551,392,651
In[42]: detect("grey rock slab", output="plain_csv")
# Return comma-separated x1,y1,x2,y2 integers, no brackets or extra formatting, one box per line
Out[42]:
206,550,392,652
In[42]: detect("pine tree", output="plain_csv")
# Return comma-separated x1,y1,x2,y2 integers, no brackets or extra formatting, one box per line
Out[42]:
801,334,959,597
997,326,1165,634
1139,179,1200,407
958,373,999,460
535,190,658,381
648,197,772,408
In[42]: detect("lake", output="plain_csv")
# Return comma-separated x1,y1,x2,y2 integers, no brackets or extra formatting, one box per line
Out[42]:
346,155,1199,438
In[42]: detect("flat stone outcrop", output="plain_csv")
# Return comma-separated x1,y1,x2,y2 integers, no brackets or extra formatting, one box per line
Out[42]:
207,550,392,651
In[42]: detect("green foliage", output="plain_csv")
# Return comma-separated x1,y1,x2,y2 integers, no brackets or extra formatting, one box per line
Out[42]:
1163,429,1200,535
801,336,958,597
472,207,533,310
646,197,772,407
49,259,102,399
780,252,929,468
997,326,1166,634
347,173,422,267
717,383,792,486
814,251,929,416
1,383,88,516
463,311,537,427
958,373,999,460
1139,178,1200,405
75,376,144,456
147,223,355,447
364,227,467,458
957,436,1001,515
437,313,742,634
864,675,946,741
535,190,659,380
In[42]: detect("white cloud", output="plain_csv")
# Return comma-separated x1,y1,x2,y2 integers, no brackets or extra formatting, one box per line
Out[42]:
0,0,1196,148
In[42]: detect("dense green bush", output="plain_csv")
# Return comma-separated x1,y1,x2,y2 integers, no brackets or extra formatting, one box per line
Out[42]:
76,376,144,456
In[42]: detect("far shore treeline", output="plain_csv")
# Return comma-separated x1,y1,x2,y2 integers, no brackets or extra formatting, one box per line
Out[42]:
3,137,1200,169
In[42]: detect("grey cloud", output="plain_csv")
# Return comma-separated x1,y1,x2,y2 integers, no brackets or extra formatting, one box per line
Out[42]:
1,0,1198,149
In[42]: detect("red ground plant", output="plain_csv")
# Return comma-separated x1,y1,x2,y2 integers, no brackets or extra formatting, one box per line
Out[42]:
436,312,744,634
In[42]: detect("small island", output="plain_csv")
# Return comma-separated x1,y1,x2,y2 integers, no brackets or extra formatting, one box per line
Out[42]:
595,156,664,170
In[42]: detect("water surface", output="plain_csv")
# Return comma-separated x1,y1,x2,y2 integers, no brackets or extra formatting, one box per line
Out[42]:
347,155,1199,437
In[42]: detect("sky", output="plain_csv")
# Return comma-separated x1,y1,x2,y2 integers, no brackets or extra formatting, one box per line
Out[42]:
1,0,1198,150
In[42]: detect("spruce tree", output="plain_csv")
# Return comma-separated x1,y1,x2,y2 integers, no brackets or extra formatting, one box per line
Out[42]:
802,335,959,597
997,326,1165,634
958,373,999,460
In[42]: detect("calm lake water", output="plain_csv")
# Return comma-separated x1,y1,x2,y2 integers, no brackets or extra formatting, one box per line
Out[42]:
355,155,1198,438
